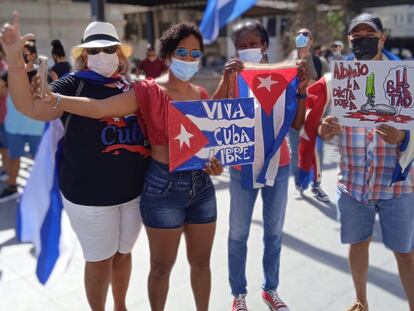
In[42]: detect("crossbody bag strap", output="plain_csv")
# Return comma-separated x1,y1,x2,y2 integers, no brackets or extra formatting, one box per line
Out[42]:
63,79,85,136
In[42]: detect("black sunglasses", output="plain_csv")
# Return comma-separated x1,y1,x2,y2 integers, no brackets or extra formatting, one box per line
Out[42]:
297,32,312,39
86,46,118,55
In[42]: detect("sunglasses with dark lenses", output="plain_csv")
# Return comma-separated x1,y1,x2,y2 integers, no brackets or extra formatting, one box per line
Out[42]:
86,46,118,55
297,32,310,37
175,47,203,59
332,44,341,48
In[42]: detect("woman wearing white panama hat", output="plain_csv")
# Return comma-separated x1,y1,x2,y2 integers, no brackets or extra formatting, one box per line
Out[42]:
39,22,224,311
0,12,149,311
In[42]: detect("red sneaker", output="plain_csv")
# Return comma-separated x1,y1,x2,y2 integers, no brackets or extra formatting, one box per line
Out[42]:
232,294,248,311
261,290,289,311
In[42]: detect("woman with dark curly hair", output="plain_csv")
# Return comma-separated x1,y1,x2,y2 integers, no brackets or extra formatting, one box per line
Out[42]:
31,22,222,311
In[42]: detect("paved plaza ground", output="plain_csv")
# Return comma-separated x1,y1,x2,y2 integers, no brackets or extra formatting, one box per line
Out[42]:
0,144,409,310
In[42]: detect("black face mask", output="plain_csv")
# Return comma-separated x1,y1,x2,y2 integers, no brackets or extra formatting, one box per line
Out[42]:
23,54,31,64
351,37,380,60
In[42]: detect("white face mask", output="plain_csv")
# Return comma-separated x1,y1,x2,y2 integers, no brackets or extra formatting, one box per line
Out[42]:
237,48,263,63
87,52,119,77
332,50,342,56
170,57,200,81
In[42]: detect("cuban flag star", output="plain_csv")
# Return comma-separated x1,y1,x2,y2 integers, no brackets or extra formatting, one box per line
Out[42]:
238,61,299,189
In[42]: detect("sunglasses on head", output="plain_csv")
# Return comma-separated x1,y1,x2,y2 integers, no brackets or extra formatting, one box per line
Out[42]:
86,46,118,55
175,47,203,59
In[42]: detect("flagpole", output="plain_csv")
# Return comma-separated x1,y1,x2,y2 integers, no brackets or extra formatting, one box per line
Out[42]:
91,0,106,22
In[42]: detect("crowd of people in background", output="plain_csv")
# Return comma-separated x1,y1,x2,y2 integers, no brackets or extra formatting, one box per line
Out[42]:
0,9,413,311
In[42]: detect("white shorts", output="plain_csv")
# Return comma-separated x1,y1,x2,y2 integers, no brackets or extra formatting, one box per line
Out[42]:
62,195,142,262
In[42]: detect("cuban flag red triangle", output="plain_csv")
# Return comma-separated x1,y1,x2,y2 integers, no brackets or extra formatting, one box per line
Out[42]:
240,67,297,116
168,105,209,171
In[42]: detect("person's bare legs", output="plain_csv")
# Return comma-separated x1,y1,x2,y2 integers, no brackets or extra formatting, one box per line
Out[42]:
146,226,183,311
349,239,371,307
111,252,132,311
394,250,414,310
184,222,216,311
85,256,114,311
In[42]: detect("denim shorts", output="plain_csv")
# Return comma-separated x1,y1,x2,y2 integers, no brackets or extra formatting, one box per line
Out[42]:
5,132,41,159
140,159,217,229
337,188,414,253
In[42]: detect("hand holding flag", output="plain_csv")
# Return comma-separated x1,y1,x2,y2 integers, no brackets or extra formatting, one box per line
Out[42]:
318,116,341,140
204,157,224,175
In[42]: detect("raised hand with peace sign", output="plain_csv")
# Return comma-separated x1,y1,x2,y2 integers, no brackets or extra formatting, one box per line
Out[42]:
0,11,35,66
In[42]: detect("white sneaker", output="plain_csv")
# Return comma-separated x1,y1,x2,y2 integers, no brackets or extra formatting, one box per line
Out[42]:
311,184,330,202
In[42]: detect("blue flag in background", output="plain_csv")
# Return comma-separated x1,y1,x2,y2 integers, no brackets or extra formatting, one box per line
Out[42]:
200,0,256,44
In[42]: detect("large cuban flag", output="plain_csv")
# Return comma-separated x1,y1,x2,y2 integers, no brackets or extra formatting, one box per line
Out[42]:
169,98,255,172
238,62,298,189
199,0,256,44
16,119,77,284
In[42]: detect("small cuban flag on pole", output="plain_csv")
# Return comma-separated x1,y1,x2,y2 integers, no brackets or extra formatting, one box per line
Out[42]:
199,0,257,44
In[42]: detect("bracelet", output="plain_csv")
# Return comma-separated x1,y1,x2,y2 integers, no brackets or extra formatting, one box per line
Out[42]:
52,93,62,109
8,63,27,72
297,92,307,100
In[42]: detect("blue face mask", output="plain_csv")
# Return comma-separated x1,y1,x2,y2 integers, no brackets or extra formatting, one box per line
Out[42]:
237,48,263,63
170,57,200,81
295,34,309,48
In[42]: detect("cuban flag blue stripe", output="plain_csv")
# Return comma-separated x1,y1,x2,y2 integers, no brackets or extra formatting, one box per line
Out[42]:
203,127,255,147
200,0,256,44
238,74,255,188
238,73,249,98
261,103,275,159
17,120,75,285
36,138,64,284
16,194,22,241
256,77,299,184
392,130,414,184
173,99,252,120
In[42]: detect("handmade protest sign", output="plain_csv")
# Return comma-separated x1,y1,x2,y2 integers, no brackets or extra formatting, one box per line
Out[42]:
332,61,414,129
168,98,255,171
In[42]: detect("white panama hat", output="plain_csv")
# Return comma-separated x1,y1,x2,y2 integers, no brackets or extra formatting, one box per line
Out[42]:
71,21,133,58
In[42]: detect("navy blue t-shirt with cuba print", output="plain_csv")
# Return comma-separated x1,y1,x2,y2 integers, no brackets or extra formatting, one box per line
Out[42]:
50,75,149,206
